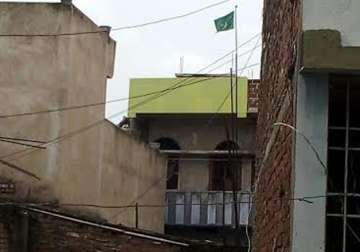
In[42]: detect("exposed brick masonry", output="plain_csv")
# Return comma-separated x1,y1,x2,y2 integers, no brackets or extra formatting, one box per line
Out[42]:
0,206,241,252
254,0,301,251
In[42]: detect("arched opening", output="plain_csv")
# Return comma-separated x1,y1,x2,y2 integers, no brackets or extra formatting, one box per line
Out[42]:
209,140,241,191
154,138,180,190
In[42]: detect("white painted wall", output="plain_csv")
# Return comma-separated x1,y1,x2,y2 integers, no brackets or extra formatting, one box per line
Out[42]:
303,0,360,46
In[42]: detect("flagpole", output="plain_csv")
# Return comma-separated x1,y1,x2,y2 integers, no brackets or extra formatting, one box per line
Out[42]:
234,5,238,143
233,4,240,232
234,5,239,151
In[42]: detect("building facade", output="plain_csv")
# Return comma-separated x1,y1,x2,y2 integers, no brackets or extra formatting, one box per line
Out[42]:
127,75,259,246
255,0,360,251
0,1,166,233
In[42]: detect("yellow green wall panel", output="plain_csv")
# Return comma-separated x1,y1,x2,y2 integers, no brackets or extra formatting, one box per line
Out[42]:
128,77,248,118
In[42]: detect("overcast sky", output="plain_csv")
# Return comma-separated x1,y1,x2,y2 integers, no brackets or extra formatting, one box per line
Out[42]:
7,0,263,123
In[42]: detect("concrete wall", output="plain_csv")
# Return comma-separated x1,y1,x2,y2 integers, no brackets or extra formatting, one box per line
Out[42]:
0,2,166,233
99,121,166,231
147,117,256,192
178,160,209,192
303,0,360,46
292,75,328,252
148,118,256,152
177,157,253,192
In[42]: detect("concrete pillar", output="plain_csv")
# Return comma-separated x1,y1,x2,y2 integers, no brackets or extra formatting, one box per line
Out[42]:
241,158,253,192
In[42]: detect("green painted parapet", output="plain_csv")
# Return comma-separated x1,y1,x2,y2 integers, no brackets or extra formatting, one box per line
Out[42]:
302,30,360,73
128,77,248,118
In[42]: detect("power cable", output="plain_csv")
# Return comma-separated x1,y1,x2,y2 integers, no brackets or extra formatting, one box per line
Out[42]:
0,76,232,162
0,67,259,182
0,79,210,178
205,45,261,74
247,121,330,252
0,136,46,144
207,36,261,127
107,36,259,222
0,0,230,37
0,160,40,180
0,139,45,149
213,35,261,249
0,35,260,201
2,193,350,210
0,34,261,162
0,34,260,120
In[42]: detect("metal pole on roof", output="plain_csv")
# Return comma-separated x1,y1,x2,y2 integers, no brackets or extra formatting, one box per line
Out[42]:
135,203,139,229
233,4,241,236
235,5,239,143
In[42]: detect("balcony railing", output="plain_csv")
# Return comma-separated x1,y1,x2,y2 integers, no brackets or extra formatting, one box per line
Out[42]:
165,191,251,226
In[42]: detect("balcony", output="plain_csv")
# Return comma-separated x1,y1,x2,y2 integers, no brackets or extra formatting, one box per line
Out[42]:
165,191,251,226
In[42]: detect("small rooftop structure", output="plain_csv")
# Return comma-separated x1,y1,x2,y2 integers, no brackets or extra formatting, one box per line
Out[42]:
128,75,259,118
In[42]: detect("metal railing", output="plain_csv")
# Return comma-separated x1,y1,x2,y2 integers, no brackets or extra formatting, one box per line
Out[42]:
165,191,251,226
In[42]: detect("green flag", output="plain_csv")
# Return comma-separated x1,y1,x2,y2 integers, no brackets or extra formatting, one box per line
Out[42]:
214,11,234,32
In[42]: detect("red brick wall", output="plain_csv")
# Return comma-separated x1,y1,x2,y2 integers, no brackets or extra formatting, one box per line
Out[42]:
0,206,240,252
27,211,182,252
254,0,301,251
0,223,9,251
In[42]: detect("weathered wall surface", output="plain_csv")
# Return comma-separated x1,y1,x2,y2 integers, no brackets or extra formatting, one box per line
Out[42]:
292,75,328,252
98,121,166,232
148,117,256,192
303,0,360,46
178,160,209,192
0,206,183,252
0,3,166,233
254,0,301,251
148,118,256,152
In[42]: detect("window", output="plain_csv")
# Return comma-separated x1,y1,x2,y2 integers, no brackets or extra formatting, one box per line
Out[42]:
154,138,180,190
209,141,241,191
327,77,360,252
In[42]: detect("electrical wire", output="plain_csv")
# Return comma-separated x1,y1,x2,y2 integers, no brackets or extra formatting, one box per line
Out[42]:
0,78,221,162
273,122,327,174
0,78,214,179
205,45,261,73
207,36,261,127
0,62,259,181
0,136,46,144
109,166,177,221
0,0,231,37
0,160,40,180
0,35,260,214
0,34,260,120
109,38,261,223
0,34,261,163
0,193,341,209
0,138,46,149
248,121,330,252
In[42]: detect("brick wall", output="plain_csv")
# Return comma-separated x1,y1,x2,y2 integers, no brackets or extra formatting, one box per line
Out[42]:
27,210,183,252
0,205,241,252
0,223,9,252
254,0,301,251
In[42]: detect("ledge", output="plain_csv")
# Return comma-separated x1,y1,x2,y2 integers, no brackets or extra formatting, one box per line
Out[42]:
301,30,360,73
